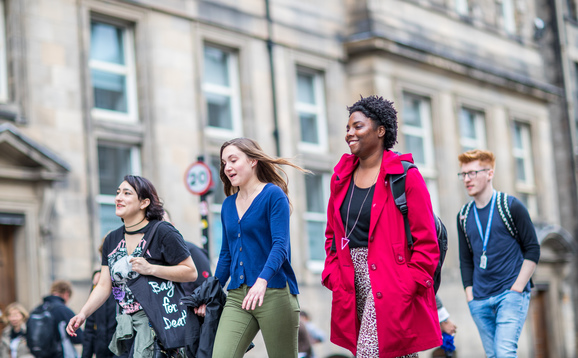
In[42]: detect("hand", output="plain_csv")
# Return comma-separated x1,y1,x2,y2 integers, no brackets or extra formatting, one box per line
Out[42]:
440,319,457,335
465,286,474,302
510,285,524,293
129,257,154,275
242,278,268,311
194,304,207,317
66,313,86,337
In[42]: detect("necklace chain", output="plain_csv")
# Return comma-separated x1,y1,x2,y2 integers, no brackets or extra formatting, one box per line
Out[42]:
240,183,262,201
344,168,379,240
125,217,145,229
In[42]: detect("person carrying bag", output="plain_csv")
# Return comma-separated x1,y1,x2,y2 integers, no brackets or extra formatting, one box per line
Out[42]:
66,175,197,358
127,221,193,356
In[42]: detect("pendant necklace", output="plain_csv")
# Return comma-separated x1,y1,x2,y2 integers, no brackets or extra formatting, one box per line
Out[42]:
342,168,379,250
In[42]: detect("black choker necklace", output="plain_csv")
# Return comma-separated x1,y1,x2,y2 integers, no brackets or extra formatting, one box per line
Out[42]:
125,217,145,229
124,223,149,235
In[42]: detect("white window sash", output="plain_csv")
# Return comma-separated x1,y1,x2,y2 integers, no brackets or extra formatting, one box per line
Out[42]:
203,46,242,135
297,70,327,152
502,0,516,34
90,23,138,123
455,0,469,15
512,123,535,187
402,94,435,171
0,1,8,103
460,109,487,150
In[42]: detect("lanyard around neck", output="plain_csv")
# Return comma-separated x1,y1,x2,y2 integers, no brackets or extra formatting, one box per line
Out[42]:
472,190,496,254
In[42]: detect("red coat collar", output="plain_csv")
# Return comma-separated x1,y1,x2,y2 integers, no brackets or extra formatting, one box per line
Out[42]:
333,150,414,179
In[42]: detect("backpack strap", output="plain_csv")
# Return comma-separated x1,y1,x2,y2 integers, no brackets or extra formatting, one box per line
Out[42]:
389,160,417,248
458,201,474,254
496,191,519,240
136,221,163,258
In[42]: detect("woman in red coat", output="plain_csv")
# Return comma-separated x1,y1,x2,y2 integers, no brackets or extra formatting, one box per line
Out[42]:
322,95,442,357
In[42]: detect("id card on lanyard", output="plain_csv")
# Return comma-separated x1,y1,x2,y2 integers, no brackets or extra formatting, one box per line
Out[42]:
473,191,496,270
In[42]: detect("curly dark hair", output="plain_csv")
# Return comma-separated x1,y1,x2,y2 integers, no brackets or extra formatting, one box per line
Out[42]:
123,175,164,221
348,95,398,149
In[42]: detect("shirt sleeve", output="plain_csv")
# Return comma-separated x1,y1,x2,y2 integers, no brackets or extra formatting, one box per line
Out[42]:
457,212,474,289
259,189,291,281
158,222,190,265
101,232,114,266
509,197,541,263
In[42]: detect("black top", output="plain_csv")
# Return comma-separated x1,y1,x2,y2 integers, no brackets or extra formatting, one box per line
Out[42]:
181,241,212,295
340,180,375,248
101,220,190,314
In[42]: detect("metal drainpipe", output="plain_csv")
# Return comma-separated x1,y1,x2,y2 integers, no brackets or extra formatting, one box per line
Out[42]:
265,0,281,156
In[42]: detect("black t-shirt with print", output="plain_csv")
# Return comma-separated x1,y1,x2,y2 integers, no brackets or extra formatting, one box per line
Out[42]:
101,220,191,314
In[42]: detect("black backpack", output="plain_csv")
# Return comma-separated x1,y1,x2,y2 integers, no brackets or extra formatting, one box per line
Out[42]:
27,302,61,358
390,160,448,294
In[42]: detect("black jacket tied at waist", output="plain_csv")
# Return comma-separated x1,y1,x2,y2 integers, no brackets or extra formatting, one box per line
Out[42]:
180,276,226,358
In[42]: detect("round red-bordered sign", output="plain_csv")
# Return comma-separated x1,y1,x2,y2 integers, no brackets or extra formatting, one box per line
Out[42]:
184,161,213,195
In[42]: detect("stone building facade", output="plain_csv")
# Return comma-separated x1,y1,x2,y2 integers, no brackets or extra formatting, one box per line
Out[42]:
0,0,575,357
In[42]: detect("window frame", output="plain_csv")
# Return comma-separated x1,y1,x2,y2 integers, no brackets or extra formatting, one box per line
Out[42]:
512,121,535,188
303,172,331,273
459,107,487,152
401,92,436,175
295,67,328,153
400,92,439,213
502,0,516,34
455,0,469,16
202,44,243,138
89,19,138,123
0,1,8,103
95,143,141,237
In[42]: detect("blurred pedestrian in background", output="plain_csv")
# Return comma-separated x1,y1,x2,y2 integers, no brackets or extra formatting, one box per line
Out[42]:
0,302,33,358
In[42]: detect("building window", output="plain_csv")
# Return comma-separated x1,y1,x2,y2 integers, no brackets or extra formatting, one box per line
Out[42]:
512,122,535,186
402,93,439,212
512,121,537,216
0,1,8,103
455,0,469,16
296,68,327,151
203,45,242,135
89,20,137,122
304,172,329,272
502,0,516,34
402,93,435,169
96,143,141,237
459,107,487,152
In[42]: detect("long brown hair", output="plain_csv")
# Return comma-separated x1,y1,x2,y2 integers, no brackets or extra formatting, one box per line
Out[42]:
219,138,310,197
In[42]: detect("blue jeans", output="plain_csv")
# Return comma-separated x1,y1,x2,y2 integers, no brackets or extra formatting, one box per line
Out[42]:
468,290,531,358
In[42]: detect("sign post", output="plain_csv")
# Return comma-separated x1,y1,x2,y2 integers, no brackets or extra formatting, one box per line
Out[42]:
184,157,213,253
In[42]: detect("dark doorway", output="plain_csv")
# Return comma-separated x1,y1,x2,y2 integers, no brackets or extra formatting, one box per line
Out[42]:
531,288,550,358
0,224,16,331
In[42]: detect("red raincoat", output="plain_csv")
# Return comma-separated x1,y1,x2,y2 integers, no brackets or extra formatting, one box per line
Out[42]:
322,150,442,357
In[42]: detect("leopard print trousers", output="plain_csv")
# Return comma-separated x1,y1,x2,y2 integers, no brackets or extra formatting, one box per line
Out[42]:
351,247,419,358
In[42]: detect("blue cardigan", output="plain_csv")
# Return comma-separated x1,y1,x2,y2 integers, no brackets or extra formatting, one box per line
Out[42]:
215,183,299,294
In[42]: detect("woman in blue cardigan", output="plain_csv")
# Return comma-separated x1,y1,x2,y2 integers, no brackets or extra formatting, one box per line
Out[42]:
199,137,307,358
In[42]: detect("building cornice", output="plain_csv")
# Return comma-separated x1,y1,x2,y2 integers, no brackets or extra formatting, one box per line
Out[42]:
345,32,562,101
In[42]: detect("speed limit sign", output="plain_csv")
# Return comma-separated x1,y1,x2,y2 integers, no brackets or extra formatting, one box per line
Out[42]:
184,161,213,195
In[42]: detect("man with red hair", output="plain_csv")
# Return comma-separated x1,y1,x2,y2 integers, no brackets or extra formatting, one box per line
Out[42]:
457,149,540,358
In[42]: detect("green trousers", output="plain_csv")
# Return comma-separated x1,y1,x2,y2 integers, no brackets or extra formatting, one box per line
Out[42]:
212,284,300,358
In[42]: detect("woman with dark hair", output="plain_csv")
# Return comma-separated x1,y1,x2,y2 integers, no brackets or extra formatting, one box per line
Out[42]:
322,96,441,357
67,175,197,357
195,138,307,358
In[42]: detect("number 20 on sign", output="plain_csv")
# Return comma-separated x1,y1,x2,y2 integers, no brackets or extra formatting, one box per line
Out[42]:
184,161,213,196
